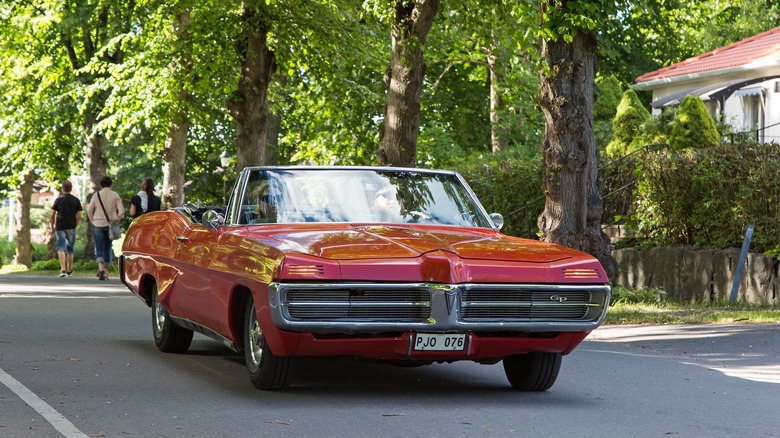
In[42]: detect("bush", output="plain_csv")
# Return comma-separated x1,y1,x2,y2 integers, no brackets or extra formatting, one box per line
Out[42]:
31,258,61,271
668,95,719,150
635,141,780,252
606,89,651,156
594,75,622,122
635,108,676,146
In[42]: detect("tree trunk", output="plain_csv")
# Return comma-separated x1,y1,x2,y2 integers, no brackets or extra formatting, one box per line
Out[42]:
228,2,276,172
82,110,106,262
488,35,508,153
15,171,35,268
264,74,286,166
265,109,280,165
162,109,189,209
376,0,440,168
537,28,618,282
161,9,193,209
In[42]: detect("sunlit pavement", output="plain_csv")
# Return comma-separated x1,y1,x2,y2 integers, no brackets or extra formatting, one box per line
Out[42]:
590,323,780,384
0,273,127,298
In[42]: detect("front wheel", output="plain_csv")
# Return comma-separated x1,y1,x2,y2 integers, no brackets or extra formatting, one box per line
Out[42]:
151,283,193,353
244,296,295,390
502,352,562,391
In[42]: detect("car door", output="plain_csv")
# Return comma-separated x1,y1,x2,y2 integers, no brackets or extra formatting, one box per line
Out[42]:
172,225,226,334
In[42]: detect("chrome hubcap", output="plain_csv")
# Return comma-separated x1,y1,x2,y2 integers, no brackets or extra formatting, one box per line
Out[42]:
248,308,263,367
154,299,166,333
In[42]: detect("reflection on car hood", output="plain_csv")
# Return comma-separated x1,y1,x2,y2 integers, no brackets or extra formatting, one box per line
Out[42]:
262,224,578,263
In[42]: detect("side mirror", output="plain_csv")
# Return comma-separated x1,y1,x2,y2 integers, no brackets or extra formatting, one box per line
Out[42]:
202,210,225,231
489,213,504,231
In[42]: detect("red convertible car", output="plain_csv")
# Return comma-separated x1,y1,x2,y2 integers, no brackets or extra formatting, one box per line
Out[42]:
120,167,610,391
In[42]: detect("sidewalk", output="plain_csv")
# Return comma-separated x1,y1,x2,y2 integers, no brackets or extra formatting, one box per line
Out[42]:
0,273,128,298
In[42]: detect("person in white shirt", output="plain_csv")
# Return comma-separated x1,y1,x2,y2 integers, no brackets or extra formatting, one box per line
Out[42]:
86,176,125,280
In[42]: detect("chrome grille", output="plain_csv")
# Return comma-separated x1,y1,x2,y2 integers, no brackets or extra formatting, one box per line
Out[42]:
461,286,595,321
283,287,431,321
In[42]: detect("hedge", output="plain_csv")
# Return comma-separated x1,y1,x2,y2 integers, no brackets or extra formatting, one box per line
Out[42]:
635,142,779,252
458,141,779,256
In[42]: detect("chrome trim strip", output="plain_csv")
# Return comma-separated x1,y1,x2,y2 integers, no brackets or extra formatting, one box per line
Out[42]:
269,283,610,334
169,316,238,352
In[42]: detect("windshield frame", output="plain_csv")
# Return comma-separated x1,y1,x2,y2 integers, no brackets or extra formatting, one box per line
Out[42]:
225,166,496,229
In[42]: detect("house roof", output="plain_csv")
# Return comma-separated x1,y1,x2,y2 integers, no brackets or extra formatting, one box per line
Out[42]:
636,26,780,84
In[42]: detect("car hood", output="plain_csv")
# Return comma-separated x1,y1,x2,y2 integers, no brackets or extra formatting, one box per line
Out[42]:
262,224,578,263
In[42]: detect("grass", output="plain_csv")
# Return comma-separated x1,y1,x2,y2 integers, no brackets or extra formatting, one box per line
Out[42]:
0,261,119,277
606,301,780,324
606,286,780,324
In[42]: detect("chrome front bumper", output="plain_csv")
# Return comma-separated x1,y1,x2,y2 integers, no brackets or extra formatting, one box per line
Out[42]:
268,282,611,334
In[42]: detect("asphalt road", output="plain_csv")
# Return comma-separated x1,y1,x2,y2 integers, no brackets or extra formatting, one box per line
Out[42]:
0,274,778,437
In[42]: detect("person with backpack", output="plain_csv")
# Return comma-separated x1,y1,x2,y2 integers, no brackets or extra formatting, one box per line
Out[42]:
130,177,162,219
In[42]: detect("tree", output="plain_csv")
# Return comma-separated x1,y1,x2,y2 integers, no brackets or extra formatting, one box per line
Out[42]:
376,0,440,167
161,5,195,209
605,89,651,156
228,1,276,172
0,1,83,265
422,1,542,160
668,95,719,150
535,0,619,282
597,0,779,94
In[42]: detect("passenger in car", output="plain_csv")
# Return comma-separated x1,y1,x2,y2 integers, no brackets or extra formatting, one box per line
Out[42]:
248,180,277,223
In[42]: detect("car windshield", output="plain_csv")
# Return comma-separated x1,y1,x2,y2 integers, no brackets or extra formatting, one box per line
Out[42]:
236,168,492,228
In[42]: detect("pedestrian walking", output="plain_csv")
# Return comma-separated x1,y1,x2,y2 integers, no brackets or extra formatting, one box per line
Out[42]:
86,176,125,281
129,177,161,219
50,180,82,277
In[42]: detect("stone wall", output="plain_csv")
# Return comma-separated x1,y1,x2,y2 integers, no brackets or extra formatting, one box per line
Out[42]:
613,247,779,304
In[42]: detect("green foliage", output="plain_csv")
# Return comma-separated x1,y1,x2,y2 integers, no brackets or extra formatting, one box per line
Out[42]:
596,0,779,93
634,108,676,146
668,95,719,150
594,119,613,151
635,142,780,252
605,89,650,156
0,239,14,267
31,258,61,271
594,74,623,151
610,285,667,305
594,75,623,121
455,155,544,239
537,0,618,43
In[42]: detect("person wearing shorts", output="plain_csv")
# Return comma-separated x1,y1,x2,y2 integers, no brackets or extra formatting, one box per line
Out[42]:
50,180,83,277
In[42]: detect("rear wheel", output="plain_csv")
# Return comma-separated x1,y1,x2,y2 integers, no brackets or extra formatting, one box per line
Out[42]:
151,283,193,353
503,352,562,391
244,296,294,390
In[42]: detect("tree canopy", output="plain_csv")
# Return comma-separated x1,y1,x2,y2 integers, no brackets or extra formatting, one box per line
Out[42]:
0,0,776,267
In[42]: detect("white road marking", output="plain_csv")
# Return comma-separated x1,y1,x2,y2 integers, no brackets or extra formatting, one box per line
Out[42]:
0,366,89,438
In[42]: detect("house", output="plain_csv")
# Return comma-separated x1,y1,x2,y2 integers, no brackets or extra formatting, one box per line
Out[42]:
631,26,780,143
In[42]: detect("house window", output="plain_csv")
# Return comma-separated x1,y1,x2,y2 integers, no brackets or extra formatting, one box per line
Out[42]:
740,93,764,142
703,100,719,119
